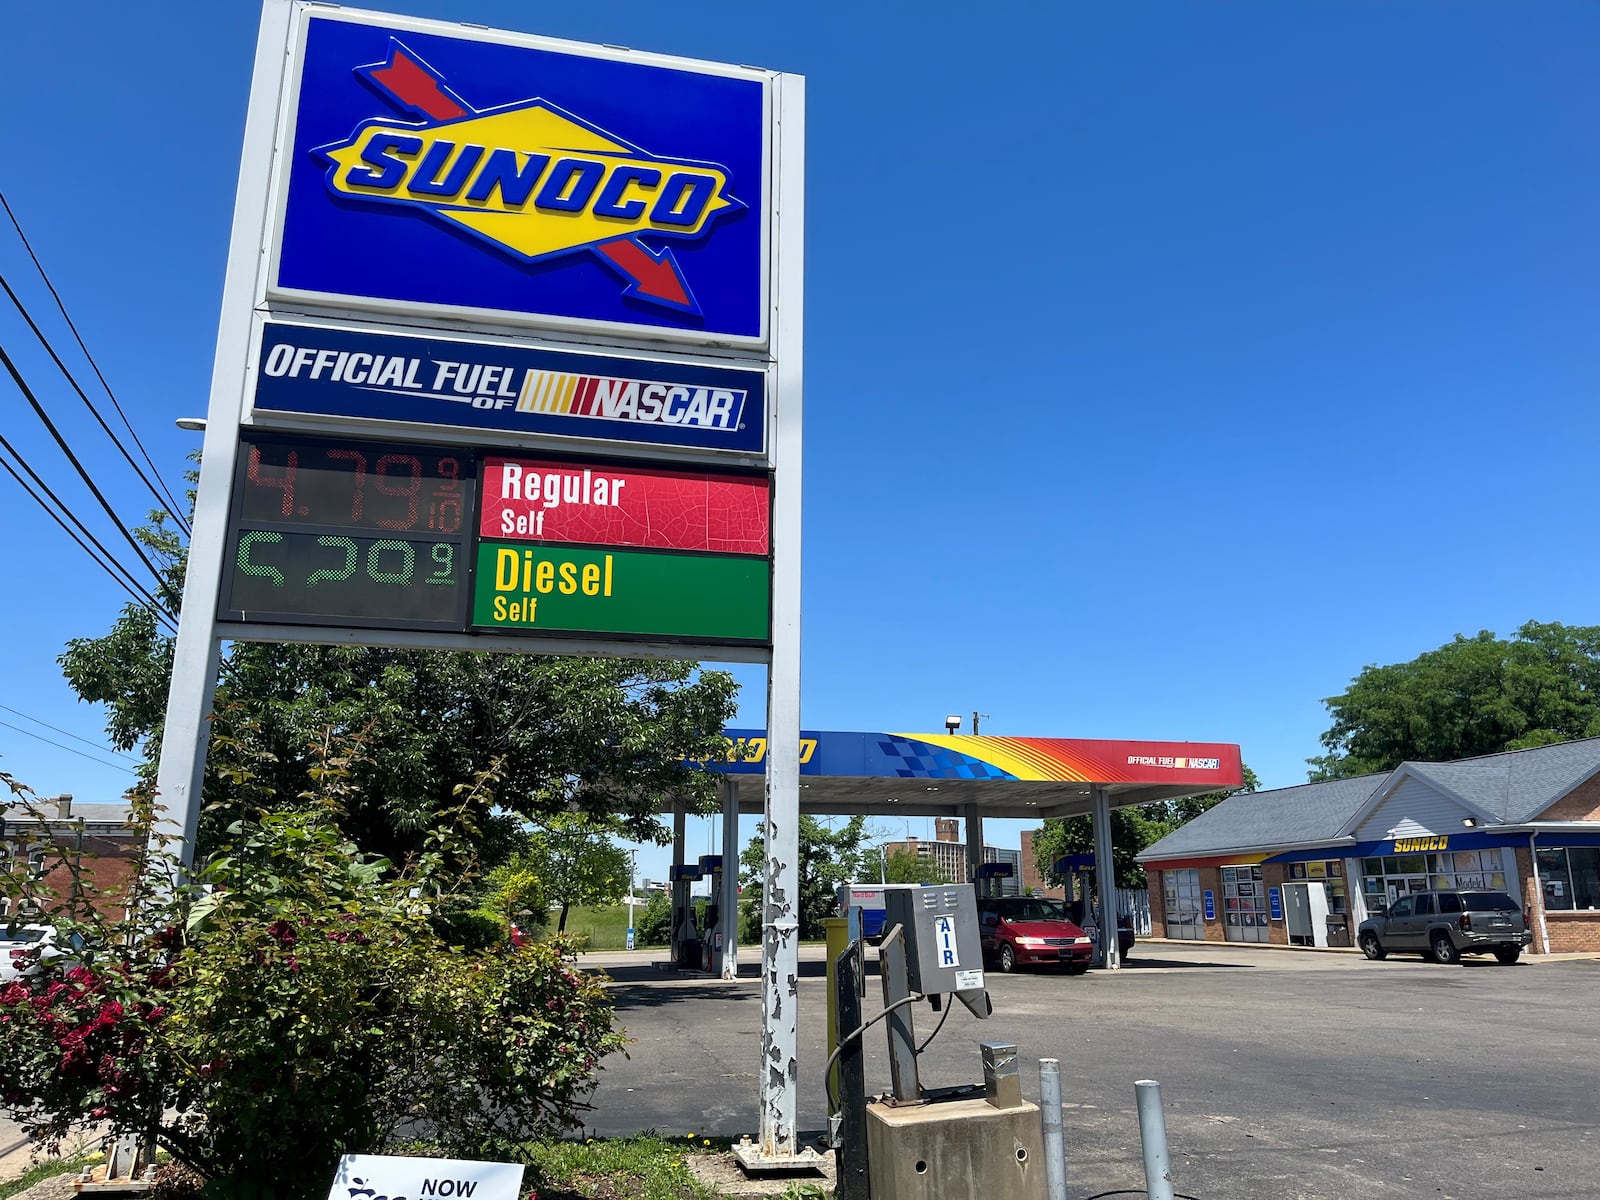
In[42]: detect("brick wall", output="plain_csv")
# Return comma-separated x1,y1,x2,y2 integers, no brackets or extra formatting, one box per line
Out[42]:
5,832,139,922
1536,771,1600,821
1018,830,1066,900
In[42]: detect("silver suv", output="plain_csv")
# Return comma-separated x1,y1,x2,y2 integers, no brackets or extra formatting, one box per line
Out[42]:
1357,890,1531,965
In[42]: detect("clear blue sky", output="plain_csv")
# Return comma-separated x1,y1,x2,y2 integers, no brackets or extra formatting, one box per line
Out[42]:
2,3,1597,887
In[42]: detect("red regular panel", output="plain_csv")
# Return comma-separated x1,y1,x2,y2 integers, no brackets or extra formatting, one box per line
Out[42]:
479,456,770,554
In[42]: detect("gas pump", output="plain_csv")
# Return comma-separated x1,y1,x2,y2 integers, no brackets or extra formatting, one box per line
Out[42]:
972,861,1013,901
668,863,703,969
1054,853,1101,960
697,854,725,973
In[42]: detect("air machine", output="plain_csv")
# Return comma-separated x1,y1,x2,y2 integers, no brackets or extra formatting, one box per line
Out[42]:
828,883,1046,1200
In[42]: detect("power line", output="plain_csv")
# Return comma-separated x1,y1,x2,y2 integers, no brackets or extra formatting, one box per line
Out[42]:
0,431,178,633
0,271,192,536
0,191,190,535
0,703,138,762
0,340,180,612
0,719,137,775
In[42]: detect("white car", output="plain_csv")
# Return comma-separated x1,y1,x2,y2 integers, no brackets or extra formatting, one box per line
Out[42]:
0,924,69,982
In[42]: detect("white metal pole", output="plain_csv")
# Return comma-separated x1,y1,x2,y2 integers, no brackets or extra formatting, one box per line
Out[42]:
756,69,805,1162
721,778,740,979
1135,1079,1175,1200
152,0,293,868
1039,1058,1067,1200
627,849,636,951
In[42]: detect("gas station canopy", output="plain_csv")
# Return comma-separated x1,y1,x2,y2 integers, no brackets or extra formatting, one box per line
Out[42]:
706,730,1245,819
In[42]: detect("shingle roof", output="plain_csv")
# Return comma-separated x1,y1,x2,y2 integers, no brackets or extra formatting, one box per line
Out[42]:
2,803,137,827
1402,736,1600,824
1138,774,1383,861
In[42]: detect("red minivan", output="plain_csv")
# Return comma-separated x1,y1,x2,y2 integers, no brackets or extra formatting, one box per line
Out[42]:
978,898,1095,973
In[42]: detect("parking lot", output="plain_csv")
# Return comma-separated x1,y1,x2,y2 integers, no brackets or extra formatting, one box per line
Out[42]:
585,941,1600,1199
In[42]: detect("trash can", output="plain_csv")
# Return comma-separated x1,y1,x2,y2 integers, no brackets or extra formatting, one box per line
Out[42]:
1324,914,1351,948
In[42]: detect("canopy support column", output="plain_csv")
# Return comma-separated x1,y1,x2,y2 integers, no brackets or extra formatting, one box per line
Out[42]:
720,778,740,979
965,802,984,888
1092,785,1121,970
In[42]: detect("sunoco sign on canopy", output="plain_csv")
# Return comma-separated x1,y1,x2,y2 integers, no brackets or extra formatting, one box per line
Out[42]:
268,11,769,344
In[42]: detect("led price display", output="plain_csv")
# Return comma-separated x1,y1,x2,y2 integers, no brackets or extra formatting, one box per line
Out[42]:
238,437,470,534
221,434,476,631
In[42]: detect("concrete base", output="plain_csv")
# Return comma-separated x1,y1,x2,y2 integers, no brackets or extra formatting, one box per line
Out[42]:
866,1098,1046,1200
692,1148,833,1196
729,1137,828,1176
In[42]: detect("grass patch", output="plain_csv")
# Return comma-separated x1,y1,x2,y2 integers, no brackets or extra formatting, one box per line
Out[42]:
525,1135,713,1200
547,906,634,952
0,1154,99,1200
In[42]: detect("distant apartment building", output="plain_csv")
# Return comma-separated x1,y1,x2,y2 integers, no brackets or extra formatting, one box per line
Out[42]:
883,818,1022,896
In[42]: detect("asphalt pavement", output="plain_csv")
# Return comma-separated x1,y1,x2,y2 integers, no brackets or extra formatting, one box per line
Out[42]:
582,940,1600,1200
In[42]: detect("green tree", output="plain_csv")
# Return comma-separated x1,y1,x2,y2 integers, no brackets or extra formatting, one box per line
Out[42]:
523,814,633,933
739,815,867,940
876,851,947,889
1308,622,1600,780
58,517,739,863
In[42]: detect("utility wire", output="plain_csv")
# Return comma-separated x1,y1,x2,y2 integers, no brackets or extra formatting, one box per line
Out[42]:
0,703,138,762
0,271,191,536
0,341,180,612
0,434,178,633
0,719,138,775
0,191,190,535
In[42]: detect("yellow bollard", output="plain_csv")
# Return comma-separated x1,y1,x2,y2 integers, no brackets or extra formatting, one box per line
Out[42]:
824,916,848,1105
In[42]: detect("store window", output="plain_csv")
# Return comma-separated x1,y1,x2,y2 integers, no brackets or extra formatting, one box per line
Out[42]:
1222,864,1268,943
1163,869,1204,940
1536,847,1600,911
1361,849,1508,911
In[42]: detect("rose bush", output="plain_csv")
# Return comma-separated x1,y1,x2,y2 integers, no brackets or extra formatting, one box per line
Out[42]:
0,734,625,1200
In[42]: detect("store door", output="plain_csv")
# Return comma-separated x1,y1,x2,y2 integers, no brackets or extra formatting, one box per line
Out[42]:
1163,869,1203,940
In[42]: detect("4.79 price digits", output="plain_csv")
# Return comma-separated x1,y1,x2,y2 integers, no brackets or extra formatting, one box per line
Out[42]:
242,438,467,534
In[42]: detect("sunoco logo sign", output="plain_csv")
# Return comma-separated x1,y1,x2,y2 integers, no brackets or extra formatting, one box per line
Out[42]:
316,40,745,315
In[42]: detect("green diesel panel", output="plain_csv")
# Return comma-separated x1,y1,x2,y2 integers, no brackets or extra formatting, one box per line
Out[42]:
472,541,770,643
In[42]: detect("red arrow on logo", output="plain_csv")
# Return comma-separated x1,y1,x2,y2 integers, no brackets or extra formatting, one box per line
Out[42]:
357,43,703,314
595,239,694,312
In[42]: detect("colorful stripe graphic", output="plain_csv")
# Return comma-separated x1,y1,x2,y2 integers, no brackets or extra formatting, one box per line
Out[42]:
519,371,585,414
707,730,1243,788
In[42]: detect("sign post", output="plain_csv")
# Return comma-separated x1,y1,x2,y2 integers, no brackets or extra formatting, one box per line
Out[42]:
155,0,802,1166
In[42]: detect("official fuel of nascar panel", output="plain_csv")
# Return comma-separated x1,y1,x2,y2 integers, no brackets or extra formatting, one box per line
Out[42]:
157,0,805,1160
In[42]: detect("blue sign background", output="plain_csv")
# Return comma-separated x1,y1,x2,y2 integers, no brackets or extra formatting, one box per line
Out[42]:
276,16,766,339
1267,886,1283,921
1202,890,1216,921
253,322,767,455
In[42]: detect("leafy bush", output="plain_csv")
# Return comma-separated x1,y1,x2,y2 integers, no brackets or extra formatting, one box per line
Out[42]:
0,734,625,1200
633,891,674,946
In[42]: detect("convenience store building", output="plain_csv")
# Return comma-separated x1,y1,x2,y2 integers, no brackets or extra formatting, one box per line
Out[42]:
1138,737,1600,954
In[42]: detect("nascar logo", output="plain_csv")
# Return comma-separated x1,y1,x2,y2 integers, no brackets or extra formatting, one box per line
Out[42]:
519,370,745,429
316,40,744,315
259,338,747,430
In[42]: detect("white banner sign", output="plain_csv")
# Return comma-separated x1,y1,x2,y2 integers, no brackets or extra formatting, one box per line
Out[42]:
330,1155,525,1200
